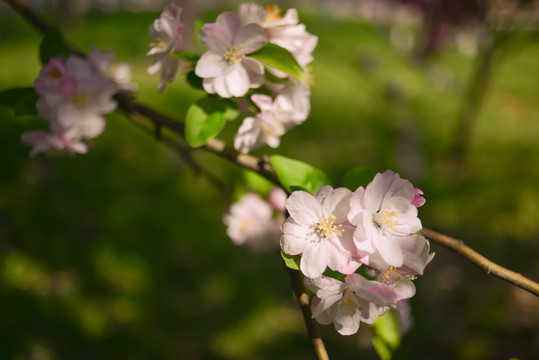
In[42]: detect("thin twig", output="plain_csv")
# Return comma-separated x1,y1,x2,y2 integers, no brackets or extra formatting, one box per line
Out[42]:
421,228,539,297
2,1,325,356
286,266,330,360
3,8,539,360
126,108,233,199
116,94,280,185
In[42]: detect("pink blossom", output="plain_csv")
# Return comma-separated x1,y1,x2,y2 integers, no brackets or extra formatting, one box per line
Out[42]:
305,274,397,335
21,130,89,157
269,77,311,123
195,12,267,98
223,193,281,252
238,3,318,72
412,187,426,207
234,93,296,153
147,4,183,92
268,187,287,213
88,46,136,92
348,170,423,268
34,56,76,98
280,186,356,278
374,235,434,316
38,56,118,140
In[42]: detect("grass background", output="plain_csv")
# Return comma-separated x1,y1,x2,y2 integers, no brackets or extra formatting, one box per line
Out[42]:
0,1,538,359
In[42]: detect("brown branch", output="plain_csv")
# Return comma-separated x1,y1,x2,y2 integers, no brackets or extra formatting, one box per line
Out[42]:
286,266,329,360
1,0,322,354
126,108,233,199
6,0,50,33
116,94,280,185
421,228,539,297
4,6,539,360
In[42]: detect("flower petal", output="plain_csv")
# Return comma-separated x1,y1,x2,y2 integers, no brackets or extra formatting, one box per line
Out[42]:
285,191,322,227
195,51,228,78
234,23,267,53
301,242,329,278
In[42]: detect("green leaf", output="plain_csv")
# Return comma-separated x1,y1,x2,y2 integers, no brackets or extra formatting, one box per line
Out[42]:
39,28,70,64
270,155,331,195
14,90,39,116
281,251,300,270
185,97,236,147
250,43,305,81
370,310,401,360
224,103,240,121
322,268,345,282
343,167,379,191
244,170,274,196
0,87,39,116
186,71,204,90
195,19,204,47
0,88,35,109
171,51,200,64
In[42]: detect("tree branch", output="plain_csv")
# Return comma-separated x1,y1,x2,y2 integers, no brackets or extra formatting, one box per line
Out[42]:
421,228,539,297
1,1,325,356
3,6,538,360
116,94,280,185
286,266,330,360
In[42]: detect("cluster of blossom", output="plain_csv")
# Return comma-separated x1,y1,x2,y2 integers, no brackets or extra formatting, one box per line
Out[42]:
223,187,287,252
147,3,317,154
281,170,434,335
22,46,133,156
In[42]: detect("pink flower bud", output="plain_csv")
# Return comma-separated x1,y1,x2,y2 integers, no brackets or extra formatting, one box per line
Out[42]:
268,187,287,213
411,187,426,207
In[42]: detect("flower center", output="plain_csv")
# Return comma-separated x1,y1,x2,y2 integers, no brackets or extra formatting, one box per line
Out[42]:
315,214,343,239
74,93,87,107
374,204,400,231
150,36,166,49
50,67,62,79
223,45,245,65
240,218,252,231
382,266,417,286
264,5,282,26
261,120,284,136
338,288,363,316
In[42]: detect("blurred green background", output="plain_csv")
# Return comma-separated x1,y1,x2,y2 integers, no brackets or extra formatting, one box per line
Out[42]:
0,0,538,359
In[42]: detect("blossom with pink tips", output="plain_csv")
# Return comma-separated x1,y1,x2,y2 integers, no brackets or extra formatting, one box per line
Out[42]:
238,3,318,73
412,187,426,207
21,130,89,156
37,56,118,140
195,11,267,98
305,273,397,335
34,56,76,98
280,186,356,278
147,4,184,92
24,49,122,156
348,171,423,268
234,93,296,153
223,193,282,252
269,77,311,123
88,45,136,92
268,187,287,213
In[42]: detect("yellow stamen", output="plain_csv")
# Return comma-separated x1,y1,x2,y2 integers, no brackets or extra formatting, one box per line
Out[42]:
374,204,400,231
264,5,282,24
223,45,245,65
74,94,87,107
338,288,363,316
315,214,343,239
382,266,417,285
150,36,166,49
